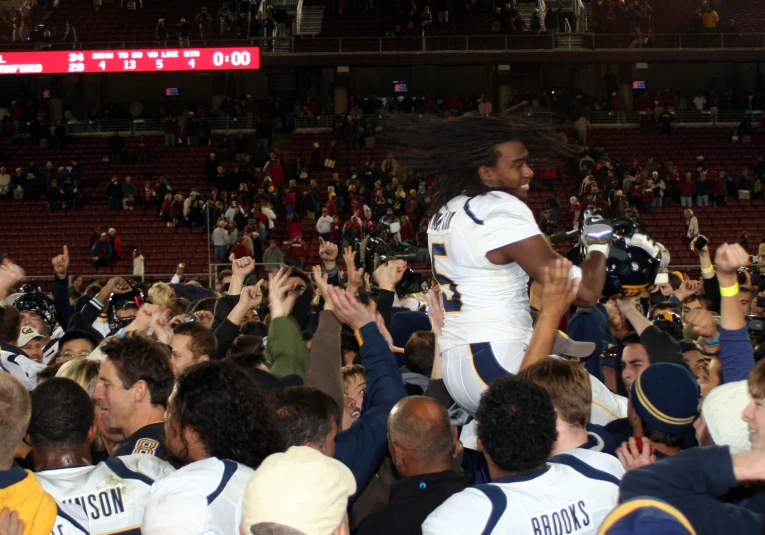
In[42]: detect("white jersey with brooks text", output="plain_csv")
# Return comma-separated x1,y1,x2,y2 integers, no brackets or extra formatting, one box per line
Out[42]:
427,192,542,351
423,462,619,535
142,457,255,535
37,455,175,535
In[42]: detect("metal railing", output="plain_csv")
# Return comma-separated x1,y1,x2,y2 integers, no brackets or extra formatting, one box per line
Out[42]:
1,32,764,54
15,116,262,135
295,0,304,35
293,109,764,130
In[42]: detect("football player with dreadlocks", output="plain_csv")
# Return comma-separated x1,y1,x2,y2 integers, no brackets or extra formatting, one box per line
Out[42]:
390,115,613,415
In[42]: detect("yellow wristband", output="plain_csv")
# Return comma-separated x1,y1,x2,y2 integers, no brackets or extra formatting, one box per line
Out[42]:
701,265,715,274
720,283,739,297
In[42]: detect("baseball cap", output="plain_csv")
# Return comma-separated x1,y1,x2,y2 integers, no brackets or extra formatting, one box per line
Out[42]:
678,339,715,357
702,380,751,454
632,363,699,435
598,497,696,535
241,446,356,535
552,331,596,359
390,311,431,353
18,326,45,347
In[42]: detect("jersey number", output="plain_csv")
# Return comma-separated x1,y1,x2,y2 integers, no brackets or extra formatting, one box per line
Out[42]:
133,439,158,455
431,243,463,313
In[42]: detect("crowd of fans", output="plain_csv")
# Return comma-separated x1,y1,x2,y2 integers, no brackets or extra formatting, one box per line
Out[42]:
590,0,652,34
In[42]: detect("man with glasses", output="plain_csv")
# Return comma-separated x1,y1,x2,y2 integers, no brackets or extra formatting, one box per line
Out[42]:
56,329,102,363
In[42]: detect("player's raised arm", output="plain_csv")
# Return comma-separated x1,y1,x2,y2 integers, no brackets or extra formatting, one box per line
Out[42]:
486,211,611,308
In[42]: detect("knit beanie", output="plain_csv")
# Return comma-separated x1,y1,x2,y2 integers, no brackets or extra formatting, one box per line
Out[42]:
599,497,696,535
631,363,699,435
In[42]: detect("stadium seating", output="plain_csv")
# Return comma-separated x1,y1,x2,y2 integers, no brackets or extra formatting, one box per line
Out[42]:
1,136,221,285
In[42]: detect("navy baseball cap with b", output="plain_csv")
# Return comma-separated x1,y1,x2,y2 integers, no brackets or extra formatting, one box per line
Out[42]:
631,363,699,435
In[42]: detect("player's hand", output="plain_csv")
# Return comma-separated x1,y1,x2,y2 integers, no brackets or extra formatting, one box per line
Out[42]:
715,243,750,277
327,285,373,331
51,246,69,279
425,287,444,337
539,258,580,320
616,437,657,471
268,267,299,319
673,278,701,302
232,257,256,279
684,308,719,338
0,263,24,298
318,238,338,264
176,263,185,276
0,508,24,535
343,246,364,295
579,211,613,255
150,309,173,345
373,259,408,292
311,265,332,311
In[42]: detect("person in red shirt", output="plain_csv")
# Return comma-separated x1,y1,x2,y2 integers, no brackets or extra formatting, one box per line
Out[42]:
709,170,723,207
569,196,582,229
107,227,123,262
267,160,285,190
326,193,338,217
678,172,696,207
283,188,297,215
286,233,309,268
288,213,303,239
230,236,250,260
399,215,415,243
330,216,342,246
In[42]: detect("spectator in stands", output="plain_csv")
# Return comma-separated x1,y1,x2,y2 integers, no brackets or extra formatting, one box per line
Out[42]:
44,179,63,212
108,131,125,163
530,9,541,34
287,233,309,268
195,7,212,38
106,176,123,210
177,17,192,46
738,168,752,200
163,115,176,146
420,6,433,35
107,228,122,262
91,233,112,268
122,176,137,210
702,4,719,32
274,5,289,36
156,18,168,46
212,220,230,264
436,0,448,23
262,238,284,270
316,209,333,242
696,170,711,207
62,21,77,48
685,209,699,244
0,167,11,199
679,172,695,207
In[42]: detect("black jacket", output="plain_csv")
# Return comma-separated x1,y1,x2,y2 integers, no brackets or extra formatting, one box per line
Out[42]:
356,470,471,535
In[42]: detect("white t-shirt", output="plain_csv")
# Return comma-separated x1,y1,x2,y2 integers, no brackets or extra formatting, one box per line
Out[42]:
427,192,541,351
38,455,175,535
423,462,619,535
143,457,254,535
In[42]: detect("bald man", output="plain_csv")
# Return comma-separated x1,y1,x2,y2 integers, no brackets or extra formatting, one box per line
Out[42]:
356,396,471,535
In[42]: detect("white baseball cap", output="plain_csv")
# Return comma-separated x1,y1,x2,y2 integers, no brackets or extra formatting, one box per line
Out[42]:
241,446,356,535
18,326,45,347
702,380,752,454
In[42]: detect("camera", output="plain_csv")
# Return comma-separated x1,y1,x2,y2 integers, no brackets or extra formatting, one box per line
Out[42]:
184,315,200,323
355,220,430,295
746,315,765,336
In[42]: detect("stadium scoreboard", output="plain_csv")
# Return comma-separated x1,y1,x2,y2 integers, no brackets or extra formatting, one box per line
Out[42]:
0,46,260,75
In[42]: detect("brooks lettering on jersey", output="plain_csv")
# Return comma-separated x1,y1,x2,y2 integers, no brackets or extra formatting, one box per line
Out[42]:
62,488,126,520
530,499,591,535
429,211,456,233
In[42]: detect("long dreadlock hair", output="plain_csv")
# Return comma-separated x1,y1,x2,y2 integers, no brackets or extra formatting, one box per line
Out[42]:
385,113,578,216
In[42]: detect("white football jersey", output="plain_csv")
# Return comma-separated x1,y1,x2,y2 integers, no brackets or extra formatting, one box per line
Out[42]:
43,326,65,365
427,192,541,351
1,346,46,390
423,462,619,535
52,502,91,535
552,448,625,482
38,455,175,535
589,374,628,426
143,457,255,535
